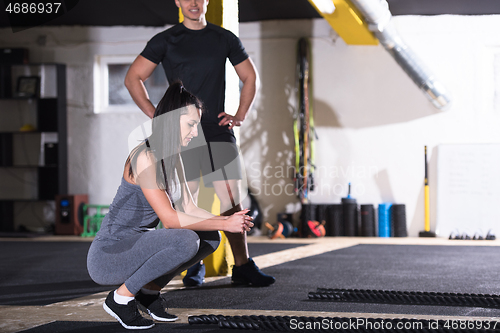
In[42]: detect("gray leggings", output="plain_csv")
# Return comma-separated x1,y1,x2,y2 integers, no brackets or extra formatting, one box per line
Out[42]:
87,229,220,295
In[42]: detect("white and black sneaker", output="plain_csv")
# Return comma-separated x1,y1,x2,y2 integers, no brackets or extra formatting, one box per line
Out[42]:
103,291,155,330
136,291,178,322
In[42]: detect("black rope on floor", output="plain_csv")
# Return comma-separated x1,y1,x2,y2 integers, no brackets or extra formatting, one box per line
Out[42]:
308,288,500,309
188,314,500,332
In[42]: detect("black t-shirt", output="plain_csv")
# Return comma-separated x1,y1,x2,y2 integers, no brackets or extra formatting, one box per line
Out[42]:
140,23,249,139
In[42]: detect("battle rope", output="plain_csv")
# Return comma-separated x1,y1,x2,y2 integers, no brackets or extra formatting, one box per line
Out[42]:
308,288,500,308
189,314,500,332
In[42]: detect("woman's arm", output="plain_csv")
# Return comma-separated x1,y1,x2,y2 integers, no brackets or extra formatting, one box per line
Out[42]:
143,186,252,232
135,152,252,232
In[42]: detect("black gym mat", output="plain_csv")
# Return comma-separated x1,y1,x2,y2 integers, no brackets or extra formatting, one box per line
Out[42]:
13,243,500,333
0,240,304,306
18,321,241,333
26,320,365,333
164,244,500,318
247,242,307,258
0,241,111,306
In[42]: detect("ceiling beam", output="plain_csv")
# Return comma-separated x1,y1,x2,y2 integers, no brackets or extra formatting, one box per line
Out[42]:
308,0,378,45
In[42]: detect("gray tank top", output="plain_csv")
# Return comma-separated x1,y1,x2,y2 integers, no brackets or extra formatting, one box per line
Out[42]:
95,172,181,241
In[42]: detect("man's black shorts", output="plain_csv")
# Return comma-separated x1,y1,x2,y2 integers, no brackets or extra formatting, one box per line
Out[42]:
181,129,242,187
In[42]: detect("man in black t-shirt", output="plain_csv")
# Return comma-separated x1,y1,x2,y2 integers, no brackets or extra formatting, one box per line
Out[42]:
125,0,275,288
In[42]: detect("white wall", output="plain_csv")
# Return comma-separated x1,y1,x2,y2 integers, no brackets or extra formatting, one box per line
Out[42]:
0,26,164,208
1,14,499,235
238,16,500,236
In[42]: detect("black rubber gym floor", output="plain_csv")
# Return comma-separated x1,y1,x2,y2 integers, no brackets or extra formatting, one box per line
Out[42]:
6,242,500,332
0,240,304,306
0,241,110,306
19,321,244,333
164,244,500,318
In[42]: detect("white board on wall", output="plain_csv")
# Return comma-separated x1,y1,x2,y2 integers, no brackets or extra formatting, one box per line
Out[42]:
436,144,500,237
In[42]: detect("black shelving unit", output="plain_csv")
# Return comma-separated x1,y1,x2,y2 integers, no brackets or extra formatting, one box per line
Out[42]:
0,63,67,232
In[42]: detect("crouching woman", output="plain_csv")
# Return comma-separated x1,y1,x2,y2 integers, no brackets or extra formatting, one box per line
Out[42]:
87,81,253,330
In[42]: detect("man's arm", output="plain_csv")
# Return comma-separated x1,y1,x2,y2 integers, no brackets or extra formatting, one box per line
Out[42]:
124,55,158,119
218,58,260,129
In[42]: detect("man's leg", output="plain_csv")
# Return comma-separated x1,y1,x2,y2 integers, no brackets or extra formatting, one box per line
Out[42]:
212,179,249,266
182,179,207,287
212,179,275,286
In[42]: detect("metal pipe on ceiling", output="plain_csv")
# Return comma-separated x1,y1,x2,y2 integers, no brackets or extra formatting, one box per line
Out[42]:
349,0,451,109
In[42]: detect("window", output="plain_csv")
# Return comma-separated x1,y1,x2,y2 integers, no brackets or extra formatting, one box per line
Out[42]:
94,55,168,113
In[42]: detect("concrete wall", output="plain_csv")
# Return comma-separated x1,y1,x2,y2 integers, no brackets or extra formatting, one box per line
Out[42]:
240,16,500,236
0,26,163,210
1,14,499,235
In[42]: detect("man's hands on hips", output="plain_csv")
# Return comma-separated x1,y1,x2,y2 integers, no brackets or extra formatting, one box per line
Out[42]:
218,112,244,130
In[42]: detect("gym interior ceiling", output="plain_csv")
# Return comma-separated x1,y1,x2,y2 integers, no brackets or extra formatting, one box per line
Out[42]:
1,0,500,28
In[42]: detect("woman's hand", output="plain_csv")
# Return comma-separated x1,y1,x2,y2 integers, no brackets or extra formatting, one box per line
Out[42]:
224,209,254,233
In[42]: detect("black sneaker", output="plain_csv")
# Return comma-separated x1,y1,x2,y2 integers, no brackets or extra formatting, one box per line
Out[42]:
182,262,205,287
103,291,155,330
231,258,276,287
136,291,178,322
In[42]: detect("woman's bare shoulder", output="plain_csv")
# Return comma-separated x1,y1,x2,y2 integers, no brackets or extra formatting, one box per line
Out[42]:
126,148,155,185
